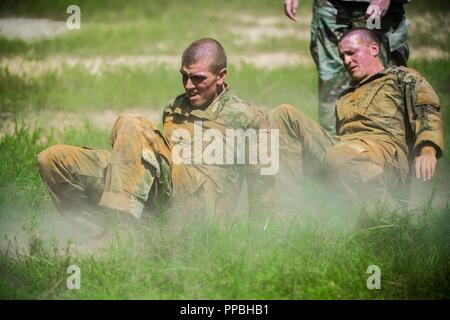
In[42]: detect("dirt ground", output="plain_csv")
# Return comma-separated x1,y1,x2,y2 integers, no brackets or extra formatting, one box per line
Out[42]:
0,17,67,41
1,15,448,77
0,108,161,142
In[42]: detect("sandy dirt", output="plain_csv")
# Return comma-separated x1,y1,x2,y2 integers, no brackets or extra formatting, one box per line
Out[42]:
0,52,314,77
0,108,162,142
0,17,67,41
230,14,311,45
1,15,448,77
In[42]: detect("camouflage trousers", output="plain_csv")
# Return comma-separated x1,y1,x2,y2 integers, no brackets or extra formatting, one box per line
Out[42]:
310,0,410,133
37,114,172,236
268,104,408,209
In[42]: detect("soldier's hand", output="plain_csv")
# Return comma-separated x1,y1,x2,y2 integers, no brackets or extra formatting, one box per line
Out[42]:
366,0,391,19
414,146,437,181
283,0,299,21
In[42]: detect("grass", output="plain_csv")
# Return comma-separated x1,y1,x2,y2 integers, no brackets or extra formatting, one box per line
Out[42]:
0,0,449,300
0,124,54,219
1,202,449,299
0,64,319,118
0,121,449,299
0,0,310,58
0,122,110,219
0,0,447,59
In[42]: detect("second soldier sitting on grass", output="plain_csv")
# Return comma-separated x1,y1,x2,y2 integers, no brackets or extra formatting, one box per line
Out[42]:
269,28,443,210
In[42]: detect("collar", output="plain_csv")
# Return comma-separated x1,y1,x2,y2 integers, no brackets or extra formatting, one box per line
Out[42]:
183,83,231,121
349,67,396,89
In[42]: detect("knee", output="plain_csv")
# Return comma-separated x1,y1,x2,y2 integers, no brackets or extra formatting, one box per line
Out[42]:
111,113,157,146
268,104,304,127
112,113,138,129
112,113,154,136
37,144,60,166
114,113,153,129
37,144,72,171
268,104,296,120
116,113,141,122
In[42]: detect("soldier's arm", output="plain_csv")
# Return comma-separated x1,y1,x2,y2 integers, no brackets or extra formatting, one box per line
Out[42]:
411,74,444,181
366,0,391,19
283,0,299,22
162,97,177,124
415,145,437,181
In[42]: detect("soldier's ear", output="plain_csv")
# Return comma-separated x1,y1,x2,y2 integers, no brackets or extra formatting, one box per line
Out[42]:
370,42,380,57
216,68,227,85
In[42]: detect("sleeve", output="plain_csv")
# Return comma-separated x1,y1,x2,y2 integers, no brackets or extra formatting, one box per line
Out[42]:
162,98,176,123
411,74,444,158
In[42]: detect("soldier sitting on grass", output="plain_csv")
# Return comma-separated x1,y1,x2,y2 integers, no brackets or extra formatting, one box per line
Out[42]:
37,38,274,243
269,28,443,208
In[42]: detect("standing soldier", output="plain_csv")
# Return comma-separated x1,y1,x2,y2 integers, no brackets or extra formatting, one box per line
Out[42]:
283,0,410,133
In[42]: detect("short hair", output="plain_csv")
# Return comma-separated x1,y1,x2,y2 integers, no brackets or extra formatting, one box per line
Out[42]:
181,38,227,74
338,27,382,48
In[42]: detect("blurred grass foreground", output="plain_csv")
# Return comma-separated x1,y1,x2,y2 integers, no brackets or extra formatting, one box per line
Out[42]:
0,0,449,299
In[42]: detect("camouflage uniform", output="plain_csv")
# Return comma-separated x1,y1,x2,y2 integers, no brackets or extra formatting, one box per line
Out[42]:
269,66,443,206
162,86,274,218
38,86,274,235
310,0,410,133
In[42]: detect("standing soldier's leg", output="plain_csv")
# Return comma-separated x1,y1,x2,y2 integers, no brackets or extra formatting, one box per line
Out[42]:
379,3,409,67
99,114,172,219
310,0,352,134
37,145,111,236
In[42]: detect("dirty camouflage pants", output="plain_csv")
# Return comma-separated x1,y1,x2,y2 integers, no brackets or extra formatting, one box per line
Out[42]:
268,104,407,209
37,114,172,236
310,0,410,133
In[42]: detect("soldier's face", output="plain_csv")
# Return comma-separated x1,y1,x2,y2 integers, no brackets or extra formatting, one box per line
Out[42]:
180,59,227,108
338,34,380,81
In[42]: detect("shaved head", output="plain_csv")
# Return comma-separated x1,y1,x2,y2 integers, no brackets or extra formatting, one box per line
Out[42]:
182,38,227,74
339,28,382,48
